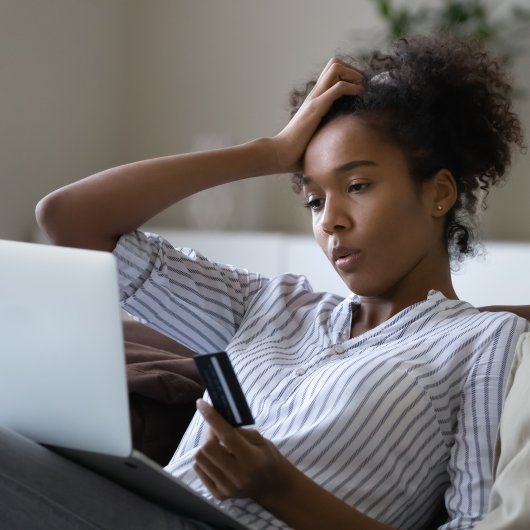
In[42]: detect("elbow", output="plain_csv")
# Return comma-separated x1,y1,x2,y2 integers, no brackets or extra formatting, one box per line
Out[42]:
35,190,119,252
35,191,76,247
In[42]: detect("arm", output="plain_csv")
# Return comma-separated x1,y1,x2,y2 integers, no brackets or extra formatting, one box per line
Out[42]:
36,59,364,252
194,400,394,530
36,139,279,251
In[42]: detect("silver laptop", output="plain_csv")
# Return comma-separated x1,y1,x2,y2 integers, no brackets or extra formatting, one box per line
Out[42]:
0,239,248,530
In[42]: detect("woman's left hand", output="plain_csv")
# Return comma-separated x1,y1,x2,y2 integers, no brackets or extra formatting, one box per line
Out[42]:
193,399,292,503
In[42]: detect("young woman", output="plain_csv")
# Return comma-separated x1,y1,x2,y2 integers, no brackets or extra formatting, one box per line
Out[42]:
35,34,529,529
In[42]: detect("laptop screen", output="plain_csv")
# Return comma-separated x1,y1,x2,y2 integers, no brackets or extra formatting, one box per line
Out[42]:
0,239,131,456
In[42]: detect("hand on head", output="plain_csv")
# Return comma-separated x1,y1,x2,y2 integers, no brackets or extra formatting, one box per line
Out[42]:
273,58,364,174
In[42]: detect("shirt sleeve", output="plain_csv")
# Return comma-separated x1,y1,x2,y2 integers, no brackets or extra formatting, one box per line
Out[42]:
112,230,267,353
440,315,530,529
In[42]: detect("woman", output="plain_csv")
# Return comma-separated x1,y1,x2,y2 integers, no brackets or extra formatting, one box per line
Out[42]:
35,34,529,529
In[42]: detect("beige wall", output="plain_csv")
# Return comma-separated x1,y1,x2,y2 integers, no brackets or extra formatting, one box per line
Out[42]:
2,0,529,241
1,0,132,241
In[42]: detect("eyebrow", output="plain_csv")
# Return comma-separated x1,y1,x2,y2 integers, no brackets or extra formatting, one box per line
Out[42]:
301,160,378,186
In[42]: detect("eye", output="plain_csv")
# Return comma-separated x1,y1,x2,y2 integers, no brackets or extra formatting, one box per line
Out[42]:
303,197,324,211
348,182,370,193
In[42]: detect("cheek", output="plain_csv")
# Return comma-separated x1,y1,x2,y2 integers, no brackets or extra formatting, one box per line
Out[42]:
364,198,430,252
312,220,325,249
312,219,333,261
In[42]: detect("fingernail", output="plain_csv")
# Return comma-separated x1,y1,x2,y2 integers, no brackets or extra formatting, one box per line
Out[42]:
196,399,207,412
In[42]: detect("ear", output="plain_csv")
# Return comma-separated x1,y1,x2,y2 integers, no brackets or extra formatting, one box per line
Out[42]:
428,169,457,217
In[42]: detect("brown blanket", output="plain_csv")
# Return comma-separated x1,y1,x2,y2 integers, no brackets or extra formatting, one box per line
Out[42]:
123,320,204,465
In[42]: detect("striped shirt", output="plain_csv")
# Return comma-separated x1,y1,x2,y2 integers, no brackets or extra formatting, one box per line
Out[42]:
113,230,529,530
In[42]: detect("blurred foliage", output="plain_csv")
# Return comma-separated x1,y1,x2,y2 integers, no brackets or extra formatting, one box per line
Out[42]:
369,0,530,64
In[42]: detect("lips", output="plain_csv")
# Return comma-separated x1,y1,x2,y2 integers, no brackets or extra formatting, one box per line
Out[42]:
331,245,362,271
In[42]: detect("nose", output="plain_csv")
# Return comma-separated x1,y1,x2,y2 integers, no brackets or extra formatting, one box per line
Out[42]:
318,195,352,234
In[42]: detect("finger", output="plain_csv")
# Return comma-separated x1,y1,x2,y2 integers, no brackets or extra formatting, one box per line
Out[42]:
199,437,237,469
312,80,364,112
196,399,243,452
193,460,231,500
236,427,265,445
294,80,363,128
197,439,247,487
197,440,265,500
309,59,365,99
318,57,364,82
195,444,247,499
200,429,271,486
313,63,364,96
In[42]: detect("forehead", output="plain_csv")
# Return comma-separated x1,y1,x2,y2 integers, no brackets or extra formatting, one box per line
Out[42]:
302,115,405,177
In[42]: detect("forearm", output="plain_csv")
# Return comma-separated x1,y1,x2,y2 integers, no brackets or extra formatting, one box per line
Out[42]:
36,137,280,251
259,461,395,530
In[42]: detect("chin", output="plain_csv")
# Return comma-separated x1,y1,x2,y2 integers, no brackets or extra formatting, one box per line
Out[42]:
340,274,392,299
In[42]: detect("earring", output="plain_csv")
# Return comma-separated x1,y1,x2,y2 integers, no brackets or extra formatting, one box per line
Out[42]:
436,205,443,211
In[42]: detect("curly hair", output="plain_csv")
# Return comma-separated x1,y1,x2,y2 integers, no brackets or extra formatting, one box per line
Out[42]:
289,33,524,260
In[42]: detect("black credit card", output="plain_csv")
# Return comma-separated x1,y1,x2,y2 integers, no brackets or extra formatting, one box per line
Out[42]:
194,351,254,427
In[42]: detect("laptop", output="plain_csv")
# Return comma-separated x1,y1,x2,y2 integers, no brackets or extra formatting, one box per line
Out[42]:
0,239,249,530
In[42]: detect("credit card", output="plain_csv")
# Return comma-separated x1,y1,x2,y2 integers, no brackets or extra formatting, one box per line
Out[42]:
194,351,254,427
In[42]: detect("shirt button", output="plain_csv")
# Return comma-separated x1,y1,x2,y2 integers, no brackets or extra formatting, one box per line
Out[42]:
334,344,345,354
295,367,307,376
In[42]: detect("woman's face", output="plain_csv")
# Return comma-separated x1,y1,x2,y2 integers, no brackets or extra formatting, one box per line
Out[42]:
302,115,446,300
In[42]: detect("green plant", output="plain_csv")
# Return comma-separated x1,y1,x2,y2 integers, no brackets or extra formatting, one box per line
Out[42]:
370,0,530,64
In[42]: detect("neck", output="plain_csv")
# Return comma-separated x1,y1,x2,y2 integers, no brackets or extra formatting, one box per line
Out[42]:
350,251,457,338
